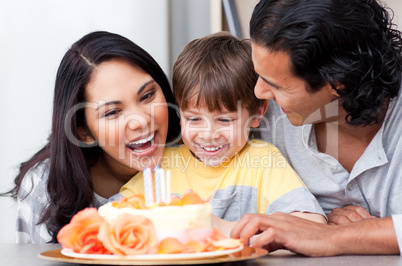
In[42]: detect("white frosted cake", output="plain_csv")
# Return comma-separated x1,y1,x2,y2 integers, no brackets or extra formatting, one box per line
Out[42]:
98,193,212,242
99,203,212,231
58,192,242,256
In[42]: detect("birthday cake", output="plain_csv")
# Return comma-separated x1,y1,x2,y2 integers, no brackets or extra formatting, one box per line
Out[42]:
57,192,241,256
98,192,213,243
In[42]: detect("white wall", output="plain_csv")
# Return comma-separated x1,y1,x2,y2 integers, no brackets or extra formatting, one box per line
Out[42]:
386,0,402,27
232,0,402,38
0,0,169,244
170,0,211,71
0,0,210,243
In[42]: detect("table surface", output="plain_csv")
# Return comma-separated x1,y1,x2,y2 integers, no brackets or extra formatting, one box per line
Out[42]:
1,244,401,266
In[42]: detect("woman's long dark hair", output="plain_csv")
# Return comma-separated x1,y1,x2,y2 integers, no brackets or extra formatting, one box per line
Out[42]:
251,0,402,126
3,31,180,242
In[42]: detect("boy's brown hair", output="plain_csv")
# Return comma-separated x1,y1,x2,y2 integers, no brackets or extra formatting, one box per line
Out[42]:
173,32,264,115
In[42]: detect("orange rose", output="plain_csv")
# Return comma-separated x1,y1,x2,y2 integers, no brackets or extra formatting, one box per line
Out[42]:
98,213,158,255
57,208,109,254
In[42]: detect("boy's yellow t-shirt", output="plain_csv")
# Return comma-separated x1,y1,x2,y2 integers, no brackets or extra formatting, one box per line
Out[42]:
120,139,324,221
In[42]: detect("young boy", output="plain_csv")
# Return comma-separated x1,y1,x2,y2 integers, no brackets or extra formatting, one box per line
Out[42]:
119,32,326,233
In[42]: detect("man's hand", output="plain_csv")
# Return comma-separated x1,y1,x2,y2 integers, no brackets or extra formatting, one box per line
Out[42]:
230,212,399,256
230,212,339,256
327,205,376,225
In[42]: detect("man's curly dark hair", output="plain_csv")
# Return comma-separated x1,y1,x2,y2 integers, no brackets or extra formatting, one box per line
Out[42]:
250,0,402,126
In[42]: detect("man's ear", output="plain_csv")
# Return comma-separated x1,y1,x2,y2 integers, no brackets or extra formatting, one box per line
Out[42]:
77,126,96,145
331,81,344,97
250,100,269,128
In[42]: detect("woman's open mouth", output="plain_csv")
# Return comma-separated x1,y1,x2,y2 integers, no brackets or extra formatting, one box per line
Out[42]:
127,133,155,153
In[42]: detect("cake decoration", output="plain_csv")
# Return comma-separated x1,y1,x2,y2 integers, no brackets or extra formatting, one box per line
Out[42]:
57,167,242,256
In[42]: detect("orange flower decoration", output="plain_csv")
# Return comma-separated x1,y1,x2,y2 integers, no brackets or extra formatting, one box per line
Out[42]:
112,192,209,209
180,192,205,205
158,238,194,254
57,193,242,256
157,228,243,254
112,194,146,209
57,208,109,254
97,214,158,255
168,192,209,206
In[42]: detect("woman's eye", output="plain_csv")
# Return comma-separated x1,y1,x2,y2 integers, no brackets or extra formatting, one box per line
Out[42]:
140,90,156,102
103,110,120,118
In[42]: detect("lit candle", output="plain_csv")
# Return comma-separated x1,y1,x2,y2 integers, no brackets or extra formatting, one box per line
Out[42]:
159,168,166,203
154,166,161,204
143,168,154,207
166,169,171,202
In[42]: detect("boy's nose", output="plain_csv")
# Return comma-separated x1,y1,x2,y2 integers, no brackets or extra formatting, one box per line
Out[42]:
198,123,224,142
197,126,213,141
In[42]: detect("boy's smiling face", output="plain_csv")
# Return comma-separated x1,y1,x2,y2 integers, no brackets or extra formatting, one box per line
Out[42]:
180,101,262,167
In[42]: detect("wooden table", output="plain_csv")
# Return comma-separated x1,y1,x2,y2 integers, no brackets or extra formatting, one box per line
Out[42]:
1,244,401,266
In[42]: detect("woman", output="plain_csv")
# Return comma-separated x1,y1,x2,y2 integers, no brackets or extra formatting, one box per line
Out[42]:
4,31,180,243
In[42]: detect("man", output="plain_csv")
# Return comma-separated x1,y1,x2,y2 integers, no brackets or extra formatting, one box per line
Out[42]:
231,0,402,256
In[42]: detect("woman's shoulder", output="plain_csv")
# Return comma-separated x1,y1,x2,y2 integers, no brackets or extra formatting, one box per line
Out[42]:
22,159,50,182
16,159,52,243
19,159,50,199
